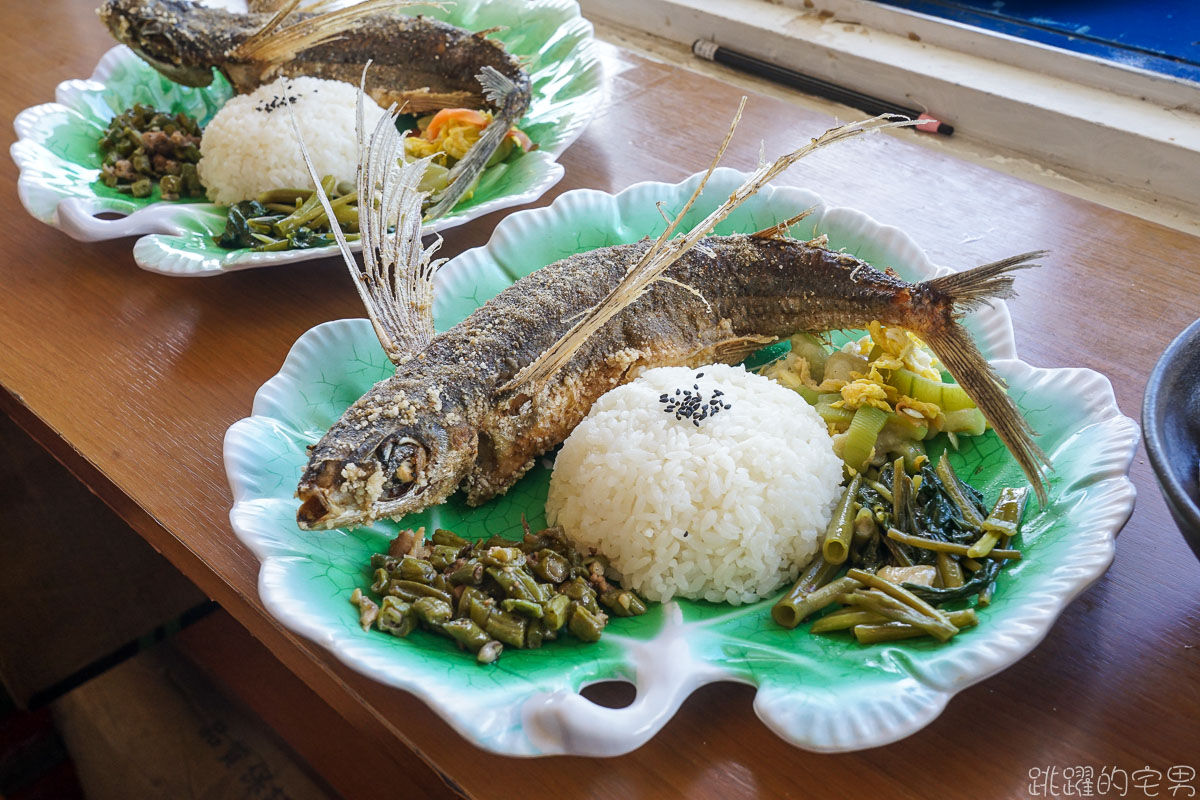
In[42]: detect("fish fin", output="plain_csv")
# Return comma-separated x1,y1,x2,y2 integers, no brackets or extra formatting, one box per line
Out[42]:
919,257,1052,506
230,0,435,67
750,208,817,240
704,334,779,364
424,66,526,221
502,107,917,394
287,66,443,364
925,250,1046,315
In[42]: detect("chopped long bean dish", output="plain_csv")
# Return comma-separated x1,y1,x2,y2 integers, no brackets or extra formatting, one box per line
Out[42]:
351,523,647,664
98,104,204,200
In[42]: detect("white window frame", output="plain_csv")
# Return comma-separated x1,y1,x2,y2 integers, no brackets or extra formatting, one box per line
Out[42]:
582,0,1200,222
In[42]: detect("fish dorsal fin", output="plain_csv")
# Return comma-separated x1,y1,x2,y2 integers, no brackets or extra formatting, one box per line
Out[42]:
501,109,916,395
749,208,817,240
424,67,522,221
288,65,444,365
230,0,436,67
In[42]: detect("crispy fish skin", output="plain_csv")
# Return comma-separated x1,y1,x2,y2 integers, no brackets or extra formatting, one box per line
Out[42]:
97,0,532,114
297,235,1023,530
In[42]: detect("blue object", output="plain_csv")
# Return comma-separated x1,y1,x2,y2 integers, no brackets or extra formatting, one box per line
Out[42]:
870,0,1200,82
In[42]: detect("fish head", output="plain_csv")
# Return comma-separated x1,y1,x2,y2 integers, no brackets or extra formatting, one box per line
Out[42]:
98,0,222,87
295,381,478,530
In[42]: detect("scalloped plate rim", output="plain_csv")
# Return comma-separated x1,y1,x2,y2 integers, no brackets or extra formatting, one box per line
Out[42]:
224,173,1139,756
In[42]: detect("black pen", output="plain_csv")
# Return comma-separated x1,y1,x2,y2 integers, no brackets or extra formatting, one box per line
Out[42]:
692,40,954,136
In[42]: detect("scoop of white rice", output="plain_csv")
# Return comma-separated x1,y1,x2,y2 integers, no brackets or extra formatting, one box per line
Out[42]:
198,77,385,205
546,364,843,605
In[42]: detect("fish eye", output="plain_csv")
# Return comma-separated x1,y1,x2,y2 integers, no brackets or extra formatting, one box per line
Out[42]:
375,437,428,499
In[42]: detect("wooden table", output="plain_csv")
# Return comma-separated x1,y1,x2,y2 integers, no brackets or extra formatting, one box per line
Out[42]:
4,1,1199,797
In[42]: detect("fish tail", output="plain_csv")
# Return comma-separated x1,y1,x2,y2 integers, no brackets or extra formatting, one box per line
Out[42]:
924,250,1047,313
919,253,1051,505
229,0,434,66
424,66,527,221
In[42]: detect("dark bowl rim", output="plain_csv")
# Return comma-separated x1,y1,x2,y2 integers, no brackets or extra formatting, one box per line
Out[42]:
1142,316,1200,532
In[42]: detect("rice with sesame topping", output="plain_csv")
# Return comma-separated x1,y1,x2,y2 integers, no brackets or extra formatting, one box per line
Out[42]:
197,76,386,206
546,363,843,605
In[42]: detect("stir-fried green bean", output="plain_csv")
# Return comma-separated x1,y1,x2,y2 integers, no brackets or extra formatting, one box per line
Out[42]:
389,579,455,605
99,104,204,200
529,549,571,583
351,524,647,664
376,596,417,637
568,605,606,643
599,588,649,617
484,607,528,647
443,618,490,651
432,528,469,548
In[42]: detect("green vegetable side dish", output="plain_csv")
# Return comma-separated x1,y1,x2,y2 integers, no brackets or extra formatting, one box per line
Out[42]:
763,327,990,477
98,103,203,200
771,452,1030,645
213,120,531,253
216,177,360,252
350,524,647,664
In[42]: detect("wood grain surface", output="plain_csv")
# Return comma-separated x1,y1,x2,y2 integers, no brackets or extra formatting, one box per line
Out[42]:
2,1,1198,797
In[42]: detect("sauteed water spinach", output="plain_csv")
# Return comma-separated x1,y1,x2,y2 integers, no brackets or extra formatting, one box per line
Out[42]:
774,453,1029,644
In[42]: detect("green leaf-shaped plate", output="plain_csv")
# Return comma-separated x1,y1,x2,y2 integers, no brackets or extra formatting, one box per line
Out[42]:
225,169,1139,755
10,0,601,277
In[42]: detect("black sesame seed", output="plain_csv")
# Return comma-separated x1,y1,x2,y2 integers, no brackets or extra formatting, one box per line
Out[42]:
713,389,724,396
724,403,732,409
697,372,704,378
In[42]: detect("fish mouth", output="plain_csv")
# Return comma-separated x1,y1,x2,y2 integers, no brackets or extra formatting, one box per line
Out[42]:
99,1,215,87
296,436,433,530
